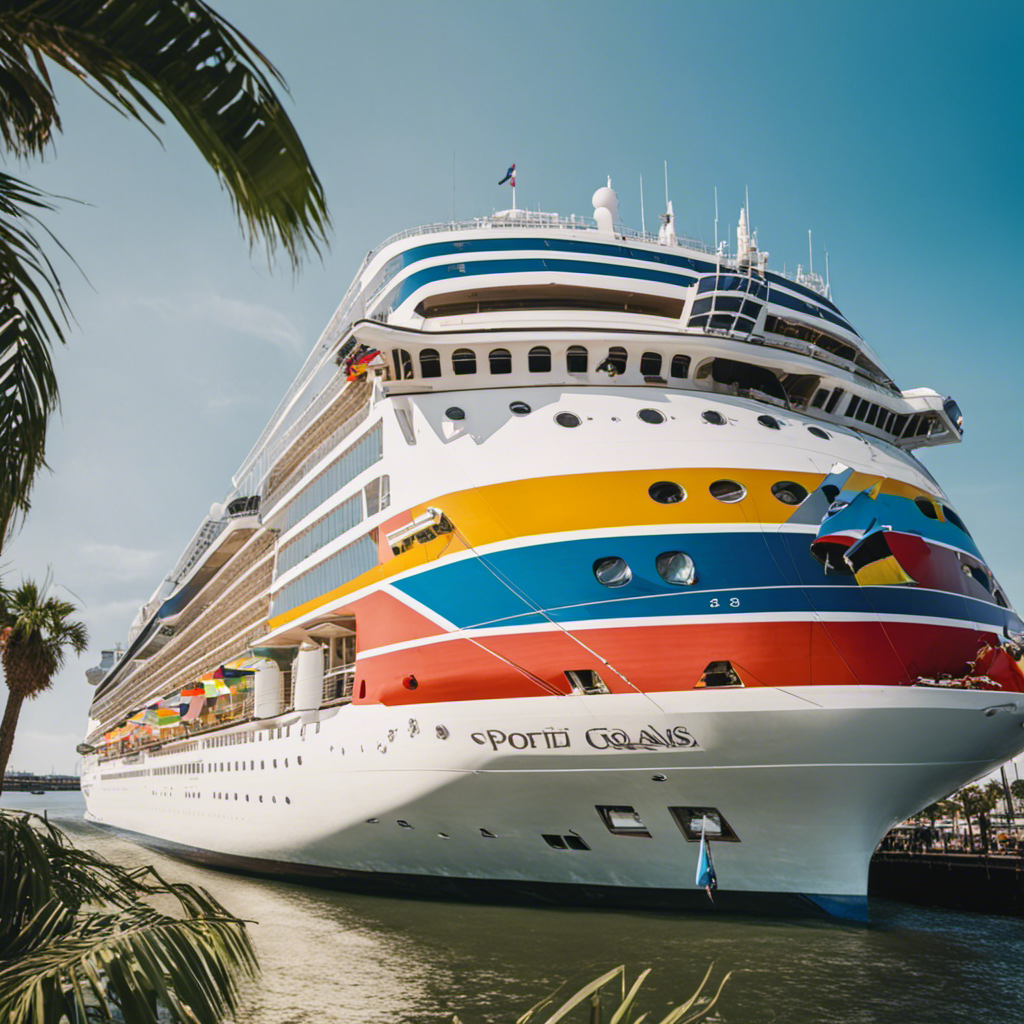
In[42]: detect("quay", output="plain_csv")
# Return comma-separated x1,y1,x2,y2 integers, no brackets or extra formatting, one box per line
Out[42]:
870,849,1024,915
2,772,81,792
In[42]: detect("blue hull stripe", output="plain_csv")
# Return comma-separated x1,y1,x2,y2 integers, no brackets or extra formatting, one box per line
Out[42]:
392,531,1010,633
380,257,698,314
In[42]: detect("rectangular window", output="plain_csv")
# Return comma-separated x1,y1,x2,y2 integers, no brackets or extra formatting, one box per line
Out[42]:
855,402,869,422
670,354,691,379
691,296,713,315
891,415,908,437
864,403,878,425
596,805,651,837
846,396,861,418
668,807,740,842
824,388,844,414
811,388,829,409
564,670,610,695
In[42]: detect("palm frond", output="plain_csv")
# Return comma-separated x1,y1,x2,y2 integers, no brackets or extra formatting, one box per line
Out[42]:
0,810,259,1024
0,0,330,269
0,172,67,544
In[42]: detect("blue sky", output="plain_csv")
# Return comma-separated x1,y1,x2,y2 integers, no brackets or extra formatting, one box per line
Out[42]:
3,0,1022,774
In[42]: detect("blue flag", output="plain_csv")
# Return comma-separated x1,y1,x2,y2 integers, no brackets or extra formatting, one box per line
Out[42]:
498,163,516,186
696,818,717,902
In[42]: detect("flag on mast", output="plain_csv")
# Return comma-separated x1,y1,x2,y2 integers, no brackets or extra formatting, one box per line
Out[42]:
498,163,515,186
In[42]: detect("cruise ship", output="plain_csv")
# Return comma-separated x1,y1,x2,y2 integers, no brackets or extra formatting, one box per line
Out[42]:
80,182,1024,918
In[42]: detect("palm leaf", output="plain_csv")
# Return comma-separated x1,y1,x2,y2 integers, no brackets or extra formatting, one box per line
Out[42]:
0,172,67,541
0,0,330,269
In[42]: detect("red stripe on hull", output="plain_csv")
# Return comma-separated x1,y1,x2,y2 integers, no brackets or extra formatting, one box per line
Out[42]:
354,620,1016,705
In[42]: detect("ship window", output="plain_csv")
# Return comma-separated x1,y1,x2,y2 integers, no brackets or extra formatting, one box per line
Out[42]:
741,300,762,318
709,479,746,503
915,497,939,520
825,388,844,413
691,296,713,315
656,551,697,586
670,354,690,379
543,833,568,849
593,557,632,588
710,314,735,330
715,295,743,312
891,415,909,437
419,348,441,378
392,348,413,380
564,669,611,695
734,317,755,333
944,507,969,534
480,828,497,838
509,400,531,416
528,345,551,372
566,345,588,373
607,346,628,374
489,348,512,374
640,351,663,376
668,807,740,842
811,389,829,409
555,412,581,428
596,805,651,837
452,348,476,375
846,396,861,418
697,276,717,294
864,404,879,426
995,590,1008,608
637,408,665,424
808,426,830,440
446,406,466,421
648,481,686,504
565,835,590,851
688,314,709,328
702,410,727,425
757,414,781,430
915,416,932,436
854,403,869,422
772,481,809,505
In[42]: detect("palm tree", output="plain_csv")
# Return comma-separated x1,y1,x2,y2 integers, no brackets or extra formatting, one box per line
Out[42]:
0,578,88,790
0,0,330,550
0,808,258,1024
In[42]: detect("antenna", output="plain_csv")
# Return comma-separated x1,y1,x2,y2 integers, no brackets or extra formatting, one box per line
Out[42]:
745,184,751,230
808,229,813,276
714,186,719,250
825,248,831,298
664,160,669,207
452,149,456,222
639,174,646,235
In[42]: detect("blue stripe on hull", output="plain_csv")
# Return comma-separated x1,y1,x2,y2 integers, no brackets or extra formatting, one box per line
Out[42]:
392,531,1011,634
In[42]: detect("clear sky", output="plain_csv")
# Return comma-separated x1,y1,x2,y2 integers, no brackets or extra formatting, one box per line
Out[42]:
3,0,1022,776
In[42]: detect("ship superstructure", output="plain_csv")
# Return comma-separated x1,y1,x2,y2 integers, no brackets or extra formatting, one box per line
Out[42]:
81,183,1024,917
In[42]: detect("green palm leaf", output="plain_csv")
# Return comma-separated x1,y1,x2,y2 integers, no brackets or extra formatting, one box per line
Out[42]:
0,810,259,1024
0,0,330,269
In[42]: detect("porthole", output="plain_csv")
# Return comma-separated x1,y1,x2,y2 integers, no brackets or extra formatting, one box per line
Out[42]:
915,497,939,520
771,481,809,505
593,557,632,588
709,479,746,503
297,756,302,765
509,400,531,416
656,551,697,586
555,412,581,428
702,410,727,426
285,797,291,804
638,408,666,424
808,426,830,440
446,406,465,421
757,414,781,430
648,480,686,504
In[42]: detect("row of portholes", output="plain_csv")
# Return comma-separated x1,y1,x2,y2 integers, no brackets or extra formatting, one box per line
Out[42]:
703,408,831,440
648,479,809,506
594,552,698,588
415,345,691,380
209,755,302,772
446,401,832,442
211,792,291,804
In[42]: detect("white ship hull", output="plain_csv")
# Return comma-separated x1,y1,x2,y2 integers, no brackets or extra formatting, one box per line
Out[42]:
83,685,1024,916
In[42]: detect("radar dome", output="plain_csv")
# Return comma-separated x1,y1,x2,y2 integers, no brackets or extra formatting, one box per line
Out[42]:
210,502,225,520
592,184,619,221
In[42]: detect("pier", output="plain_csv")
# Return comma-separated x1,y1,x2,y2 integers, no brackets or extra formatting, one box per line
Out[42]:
2,773,81,792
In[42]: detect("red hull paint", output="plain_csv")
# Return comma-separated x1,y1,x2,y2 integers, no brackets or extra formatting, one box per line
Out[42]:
349,618,1017,706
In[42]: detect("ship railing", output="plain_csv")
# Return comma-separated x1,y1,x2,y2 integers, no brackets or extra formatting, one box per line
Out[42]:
322,665,354,706
367,212,718,259
263,404,370,513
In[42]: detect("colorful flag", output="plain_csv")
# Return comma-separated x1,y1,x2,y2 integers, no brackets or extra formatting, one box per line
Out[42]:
179,684,206,722
344,346,381,382
498,163,515,186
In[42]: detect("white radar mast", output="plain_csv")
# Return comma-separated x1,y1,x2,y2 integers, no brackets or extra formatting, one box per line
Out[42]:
592,176,619,235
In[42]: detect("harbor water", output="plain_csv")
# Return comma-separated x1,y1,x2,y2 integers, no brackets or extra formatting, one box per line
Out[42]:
5,792,1022,1024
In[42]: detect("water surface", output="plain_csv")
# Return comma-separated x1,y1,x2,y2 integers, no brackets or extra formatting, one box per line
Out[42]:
4,792,1021,1024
